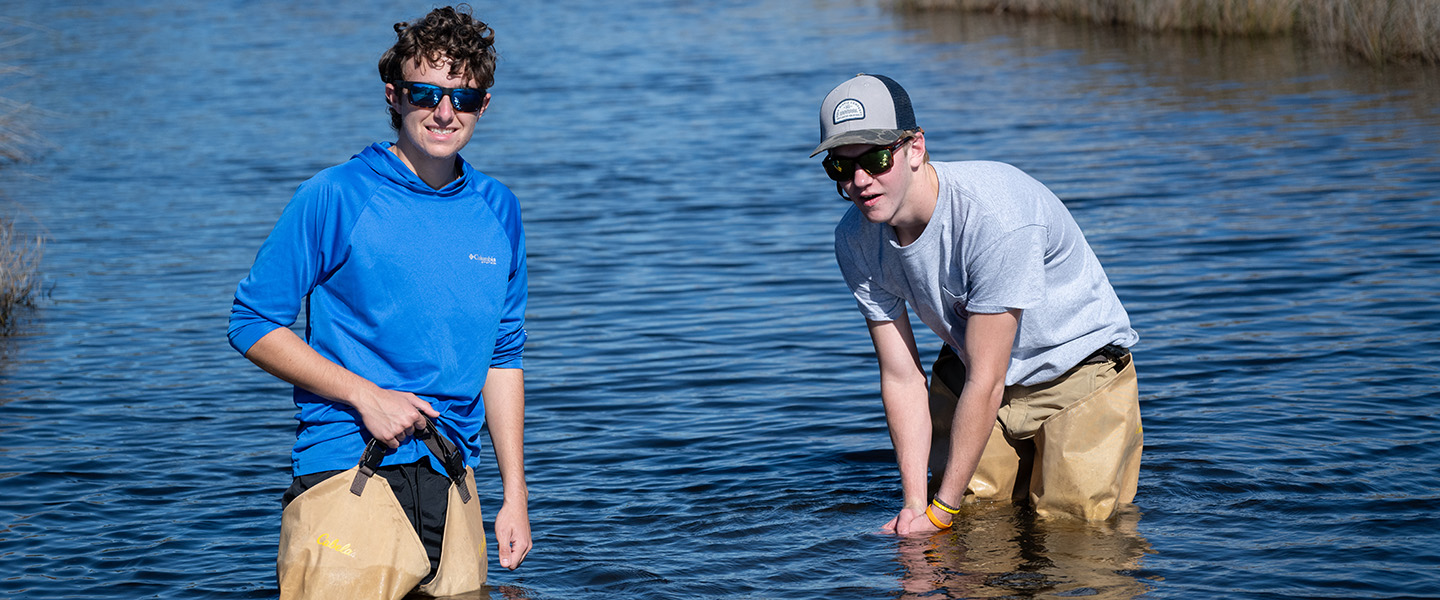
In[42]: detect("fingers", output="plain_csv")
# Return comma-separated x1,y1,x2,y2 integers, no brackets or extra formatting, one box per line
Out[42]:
494,508,532,570
406,397,439,434
882,510,938,535
507,536,531,569
496,526,531,570
363,391,434,441
498,533,513,569
415,398,441,419
900,512,940,536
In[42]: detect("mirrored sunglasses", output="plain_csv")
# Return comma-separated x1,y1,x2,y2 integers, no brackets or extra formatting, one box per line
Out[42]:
823,136,913,182
395,81,487,113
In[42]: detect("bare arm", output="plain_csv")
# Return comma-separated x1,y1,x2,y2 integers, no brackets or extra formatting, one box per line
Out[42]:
906,309,1018,533
483,367,530,569
243,326,438,448
866,315,932,533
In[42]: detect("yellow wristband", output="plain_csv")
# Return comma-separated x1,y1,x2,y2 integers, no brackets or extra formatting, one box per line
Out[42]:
925,505,953,530
931,497,960,515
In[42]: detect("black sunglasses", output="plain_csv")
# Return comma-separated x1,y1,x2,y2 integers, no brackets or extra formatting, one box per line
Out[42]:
394,81,487,113
822,136,913,182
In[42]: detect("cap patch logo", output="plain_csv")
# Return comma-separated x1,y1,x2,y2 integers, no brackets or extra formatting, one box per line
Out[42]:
833,99,865,124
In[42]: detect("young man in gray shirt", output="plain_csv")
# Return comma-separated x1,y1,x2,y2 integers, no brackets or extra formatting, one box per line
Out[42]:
816,74,1142,533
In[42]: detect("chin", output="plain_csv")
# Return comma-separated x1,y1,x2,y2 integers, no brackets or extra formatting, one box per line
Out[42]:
859,206,892,224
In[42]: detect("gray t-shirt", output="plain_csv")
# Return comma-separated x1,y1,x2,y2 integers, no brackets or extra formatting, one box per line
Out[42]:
834,160,1138,386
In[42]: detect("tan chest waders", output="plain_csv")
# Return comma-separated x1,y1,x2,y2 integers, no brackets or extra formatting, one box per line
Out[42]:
929,345,1143,521
277,419,487,599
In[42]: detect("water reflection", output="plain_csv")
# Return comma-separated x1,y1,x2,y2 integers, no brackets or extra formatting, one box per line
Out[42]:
892,504,1151,599
3,0,1439,598
414,583,537,600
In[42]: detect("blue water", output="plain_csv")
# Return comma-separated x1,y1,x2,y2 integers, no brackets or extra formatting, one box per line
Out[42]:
2,1,1438,599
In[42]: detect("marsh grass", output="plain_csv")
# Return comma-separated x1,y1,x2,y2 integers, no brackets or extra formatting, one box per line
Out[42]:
1,23,44,333
897,0,1440,63
0,216,41,332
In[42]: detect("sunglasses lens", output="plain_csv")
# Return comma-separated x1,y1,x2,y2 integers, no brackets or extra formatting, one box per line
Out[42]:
856,148,893,175
403,83,443,108
824,137,910,184
824,150,892,182
449,89,485,112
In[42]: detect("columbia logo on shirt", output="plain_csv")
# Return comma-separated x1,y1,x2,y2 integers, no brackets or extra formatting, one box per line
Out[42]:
468,254,497,265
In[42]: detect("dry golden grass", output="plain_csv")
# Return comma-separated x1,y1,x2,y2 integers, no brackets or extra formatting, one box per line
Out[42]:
0,215,41,331
897,0,1440,62
2,23,53,332
1,60,42,331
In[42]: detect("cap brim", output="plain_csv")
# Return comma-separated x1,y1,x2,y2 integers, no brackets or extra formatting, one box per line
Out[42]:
809,128,910,157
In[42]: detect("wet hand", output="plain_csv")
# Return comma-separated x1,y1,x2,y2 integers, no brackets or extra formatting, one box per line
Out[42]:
903,511,942,535
881,507,924,534
881,507,943,535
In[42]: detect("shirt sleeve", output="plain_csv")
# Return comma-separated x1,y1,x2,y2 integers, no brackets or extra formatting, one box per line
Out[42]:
227,180,337,355
835,231,905,322
488,194,527,369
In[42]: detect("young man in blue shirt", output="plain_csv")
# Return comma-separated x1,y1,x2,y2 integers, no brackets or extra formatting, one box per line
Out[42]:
229,6,529,596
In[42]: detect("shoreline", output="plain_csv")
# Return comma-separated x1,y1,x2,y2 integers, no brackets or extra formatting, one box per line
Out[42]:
895,0,1440,63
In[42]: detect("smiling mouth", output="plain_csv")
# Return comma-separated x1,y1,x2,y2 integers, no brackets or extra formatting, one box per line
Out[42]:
429,127,456,135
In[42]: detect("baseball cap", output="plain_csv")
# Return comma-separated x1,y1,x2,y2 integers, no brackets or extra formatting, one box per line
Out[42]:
810,73,918,157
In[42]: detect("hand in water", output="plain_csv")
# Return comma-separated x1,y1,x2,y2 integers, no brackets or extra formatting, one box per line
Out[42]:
881,507,943,535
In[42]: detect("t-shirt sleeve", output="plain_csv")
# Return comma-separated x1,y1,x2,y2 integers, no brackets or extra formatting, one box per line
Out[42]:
964,224,1046,314
835,233,905,322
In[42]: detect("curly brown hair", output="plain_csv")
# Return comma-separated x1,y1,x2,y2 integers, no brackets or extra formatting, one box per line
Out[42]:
378,4,497,131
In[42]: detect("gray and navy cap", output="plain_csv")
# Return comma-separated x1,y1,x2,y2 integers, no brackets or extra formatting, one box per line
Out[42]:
810,73,918,157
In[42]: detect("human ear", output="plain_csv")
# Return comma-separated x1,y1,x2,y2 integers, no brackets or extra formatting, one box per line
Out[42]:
908,132,928,167
384,82,400,109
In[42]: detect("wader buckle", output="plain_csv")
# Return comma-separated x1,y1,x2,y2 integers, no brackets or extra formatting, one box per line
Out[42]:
349,437,391,497
347,415,473,503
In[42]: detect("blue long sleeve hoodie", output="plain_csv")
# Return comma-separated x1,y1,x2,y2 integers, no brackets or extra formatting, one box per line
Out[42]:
229,142,527,476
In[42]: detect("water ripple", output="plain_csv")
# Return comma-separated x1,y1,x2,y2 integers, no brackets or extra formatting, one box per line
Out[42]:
2,1,1439,599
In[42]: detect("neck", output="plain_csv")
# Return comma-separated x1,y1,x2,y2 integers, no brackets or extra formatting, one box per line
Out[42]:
891,163,939,247
389,143,460,190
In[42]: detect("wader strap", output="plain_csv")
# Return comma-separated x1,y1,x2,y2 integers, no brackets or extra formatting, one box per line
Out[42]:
345,416,474,503
349,437,390,497
416,418,473,504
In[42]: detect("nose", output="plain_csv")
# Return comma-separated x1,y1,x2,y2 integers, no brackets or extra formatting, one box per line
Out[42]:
847,164,875,190
838,169,871,202
432,93,456,120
